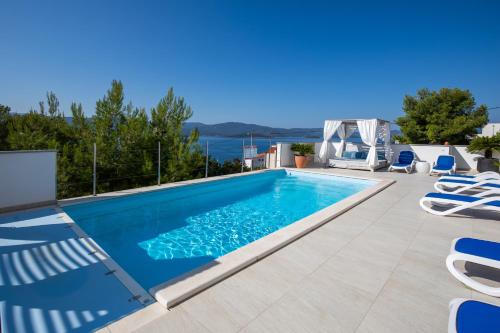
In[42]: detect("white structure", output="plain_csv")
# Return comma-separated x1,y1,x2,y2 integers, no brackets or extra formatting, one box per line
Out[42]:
243,145,258,159
480,123,499,137
244,154,265,169
0,150,57,211
276,142,491,171
318,119,391,171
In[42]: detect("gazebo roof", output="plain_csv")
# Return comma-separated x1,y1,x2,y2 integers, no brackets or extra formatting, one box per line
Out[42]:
324,118,391,125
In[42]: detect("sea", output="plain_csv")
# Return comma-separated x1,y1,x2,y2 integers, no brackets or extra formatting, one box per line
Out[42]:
198,135,349,162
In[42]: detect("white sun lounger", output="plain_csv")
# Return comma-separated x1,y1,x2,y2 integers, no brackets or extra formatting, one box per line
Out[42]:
448,298,500,333
446,237,500,297
434,178,500,196
441,171,499,181
419,192,500,216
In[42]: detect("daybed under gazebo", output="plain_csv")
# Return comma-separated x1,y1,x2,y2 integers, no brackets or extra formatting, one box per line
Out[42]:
318,119,391,171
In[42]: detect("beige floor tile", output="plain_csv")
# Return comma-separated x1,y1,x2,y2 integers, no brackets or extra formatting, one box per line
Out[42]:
317,253,393,299
107,303,167,333
132,308,209,333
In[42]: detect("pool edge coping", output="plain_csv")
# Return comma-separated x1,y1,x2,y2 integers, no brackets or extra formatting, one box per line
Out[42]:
53,207,154,308
148,169,395,308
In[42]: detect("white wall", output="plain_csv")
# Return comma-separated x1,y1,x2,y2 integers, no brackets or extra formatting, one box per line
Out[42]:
277,143,294,167
451,146,482,170
480,123,500,137
391,144,450,164
0,151,57,211
278,142,493,171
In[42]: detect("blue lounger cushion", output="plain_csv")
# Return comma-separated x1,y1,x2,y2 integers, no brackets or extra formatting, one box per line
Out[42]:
342,151,357,159
447,174,475,179
434,155,455,170
455,238,500,261
434,165,454,171
455,300,500,333
424,192,500,207
396,151,414,165
438,178,500,188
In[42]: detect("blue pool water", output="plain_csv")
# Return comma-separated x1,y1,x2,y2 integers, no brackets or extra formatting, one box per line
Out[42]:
64,170,375,290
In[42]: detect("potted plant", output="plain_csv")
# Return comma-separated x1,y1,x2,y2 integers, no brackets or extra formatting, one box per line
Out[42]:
466,133,500,172
291,143,314,168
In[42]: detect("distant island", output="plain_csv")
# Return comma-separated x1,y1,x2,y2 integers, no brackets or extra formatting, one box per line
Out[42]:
183,122,323,138
63,118,400,138
183,122,401,138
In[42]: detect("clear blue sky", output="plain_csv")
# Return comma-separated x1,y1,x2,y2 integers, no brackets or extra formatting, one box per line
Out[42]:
1,0,499,127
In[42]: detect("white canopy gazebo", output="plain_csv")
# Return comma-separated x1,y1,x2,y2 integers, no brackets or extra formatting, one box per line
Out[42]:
318,119,391,171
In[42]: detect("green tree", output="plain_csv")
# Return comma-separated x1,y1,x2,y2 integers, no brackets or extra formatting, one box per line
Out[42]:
93,80,151,192
151,87,201,182
396,88,488,144
57,103,94,197
7,93,71,150
2,80,249,198
0,104,11,150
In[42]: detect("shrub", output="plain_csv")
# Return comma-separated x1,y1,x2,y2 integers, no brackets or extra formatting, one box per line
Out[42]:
291,143,314,156
467,133,500,159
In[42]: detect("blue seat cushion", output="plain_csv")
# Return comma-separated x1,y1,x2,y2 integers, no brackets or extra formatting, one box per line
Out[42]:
398,151,414,164
342,151,357,159
435,155,455,169
455,238,500,261
438,178,500,188
448,174,475,179
456,300,500,333
424,192,500,207
433,165,454,171
356,151,368,159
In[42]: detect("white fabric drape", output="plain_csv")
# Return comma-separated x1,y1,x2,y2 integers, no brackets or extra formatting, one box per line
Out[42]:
383,122,391,160
335,123,356,158
319,120,342,162
356,119,379,168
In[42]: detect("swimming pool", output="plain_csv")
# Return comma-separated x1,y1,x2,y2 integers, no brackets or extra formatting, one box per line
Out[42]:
63,170,377,293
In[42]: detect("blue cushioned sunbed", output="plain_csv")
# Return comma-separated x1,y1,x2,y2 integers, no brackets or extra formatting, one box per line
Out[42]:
424,193,500,207
454,237,500,261
419,192,500,216
449,299,500,333
447,238,500,297
437,178,500,188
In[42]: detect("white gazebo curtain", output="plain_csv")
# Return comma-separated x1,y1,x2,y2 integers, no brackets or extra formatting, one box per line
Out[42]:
335,123,356,158
318,120,342,162
356,119,379,168
383,122,391,160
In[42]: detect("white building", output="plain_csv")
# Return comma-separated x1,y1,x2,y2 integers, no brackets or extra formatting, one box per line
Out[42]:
480,123,499,137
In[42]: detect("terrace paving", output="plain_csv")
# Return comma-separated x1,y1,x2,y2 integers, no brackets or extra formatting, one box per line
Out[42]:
102,167,500,333
0,208,144,333
2,168,499,332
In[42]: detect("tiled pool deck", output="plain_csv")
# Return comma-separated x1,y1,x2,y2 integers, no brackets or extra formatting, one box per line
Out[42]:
2,168,499,332
0,208,144,333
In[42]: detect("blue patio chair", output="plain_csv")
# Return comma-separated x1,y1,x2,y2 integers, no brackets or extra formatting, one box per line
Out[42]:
448,298,500,333
430,155,456,176
388,150,415,174
419,192,500,216
446,238,500,297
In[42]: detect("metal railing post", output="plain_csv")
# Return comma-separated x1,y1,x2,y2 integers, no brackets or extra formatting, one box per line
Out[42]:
205,141,209,178
93,142,96,196
241,139,244,173
157,141,161,186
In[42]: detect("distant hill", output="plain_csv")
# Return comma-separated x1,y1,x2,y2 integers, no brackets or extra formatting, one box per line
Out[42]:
183,122,402,138
183,122,323,138
62,118,401,138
